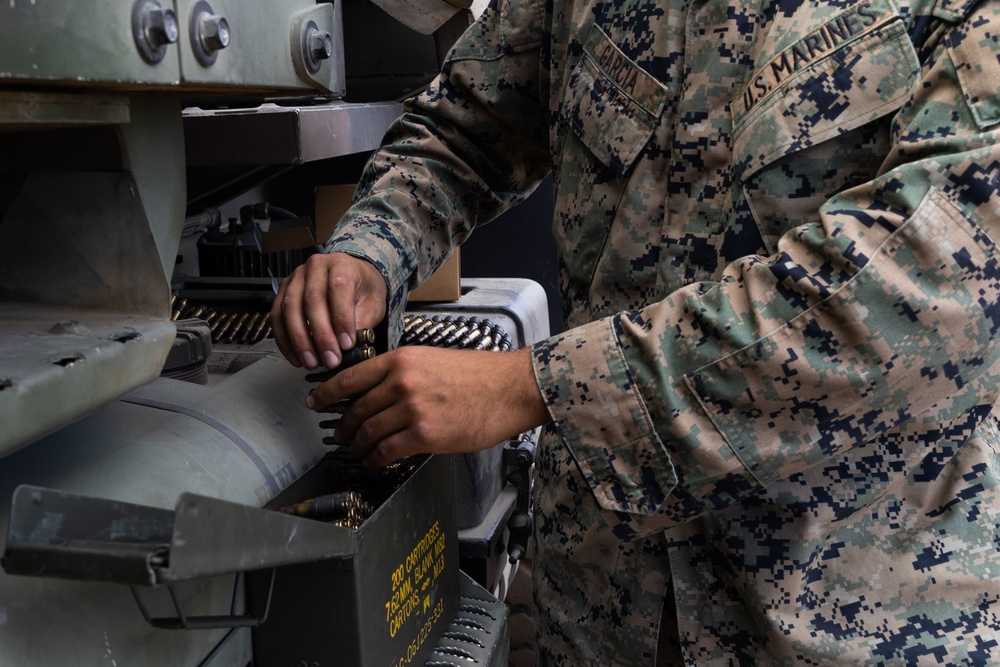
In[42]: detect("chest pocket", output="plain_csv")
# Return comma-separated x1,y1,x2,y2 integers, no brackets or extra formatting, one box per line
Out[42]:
560,25,668,174
948,1,1000,129
732,0,920,254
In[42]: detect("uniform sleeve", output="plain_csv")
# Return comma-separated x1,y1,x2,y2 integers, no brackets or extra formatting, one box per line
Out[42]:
533,3,1000,540
324,0,551,343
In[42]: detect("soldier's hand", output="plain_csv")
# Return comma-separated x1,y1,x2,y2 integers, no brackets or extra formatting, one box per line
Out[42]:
306,346,550,467
271,252,387,370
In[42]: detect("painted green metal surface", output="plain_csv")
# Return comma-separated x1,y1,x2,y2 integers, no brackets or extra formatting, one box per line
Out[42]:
0,1,344,94
0,97,183,457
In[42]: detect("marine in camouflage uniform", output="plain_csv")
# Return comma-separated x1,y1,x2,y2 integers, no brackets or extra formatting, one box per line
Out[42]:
322,0,1000,662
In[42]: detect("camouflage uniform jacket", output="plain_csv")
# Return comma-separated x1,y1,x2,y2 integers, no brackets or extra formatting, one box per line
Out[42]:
327,0,1000,663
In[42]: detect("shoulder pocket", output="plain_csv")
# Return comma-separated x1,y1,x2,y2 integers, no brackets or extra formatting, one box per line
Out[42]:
947,2,1000,129
733,5,919,184
559,25,668,174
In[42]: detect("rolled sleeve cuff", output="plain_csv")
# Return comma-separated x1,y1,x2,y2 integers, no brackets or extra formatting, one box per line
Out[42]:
531,317,677,516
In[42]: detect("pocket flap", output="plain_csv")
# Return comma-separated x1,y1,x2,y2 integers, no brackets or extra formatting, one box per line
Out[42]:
733,2,919,183
947,2,1000,129
560,25,668,174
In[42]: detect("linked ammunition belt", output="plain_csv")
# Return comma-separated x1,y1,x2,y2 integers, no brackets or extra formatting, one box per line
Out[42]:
170,292,271,345
399,314,512,351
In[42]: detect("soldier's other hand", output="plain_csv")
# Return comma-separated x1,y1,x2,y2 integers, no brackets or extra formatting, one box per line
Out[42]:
271,252,387,370
306,346,551,467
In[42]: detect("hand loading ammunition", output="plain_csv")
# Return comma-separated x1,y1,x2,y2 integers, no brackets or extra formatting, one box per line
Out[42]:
303,347,375,385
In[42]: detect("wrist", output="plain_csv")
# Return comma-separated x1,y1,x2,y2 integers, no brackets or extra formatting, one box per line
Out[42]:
500,348,551,435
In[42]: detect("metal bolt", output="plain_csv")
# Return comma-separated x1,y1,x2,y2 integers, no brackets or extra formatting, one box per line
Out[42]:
198,13,230,52
308,29,333,62
302,20,333,74
133,0,178,64
146,7,180,48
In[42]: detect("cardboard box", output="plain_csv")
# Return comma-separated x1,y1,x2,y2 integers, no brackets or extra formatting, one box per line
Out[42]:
314,183,357,244
408,249,461,302
315,184,462,302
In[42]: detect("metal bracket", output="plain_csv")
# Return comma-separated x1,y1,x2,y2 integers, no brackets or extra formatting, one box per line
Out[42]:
502,431,536,564
129,569,275,630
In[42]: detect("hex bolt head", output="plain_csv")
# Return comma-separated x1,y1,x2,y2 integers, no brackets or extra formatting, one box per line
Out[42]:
308,28,333,62
198,13,230,52
146,7,179,48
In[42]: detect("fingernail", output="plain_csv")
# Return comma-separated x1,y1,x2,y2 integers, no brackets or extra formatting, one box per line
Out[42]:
323,351,340,369
339,333,353,350
305,394,316,409
301,351,318,369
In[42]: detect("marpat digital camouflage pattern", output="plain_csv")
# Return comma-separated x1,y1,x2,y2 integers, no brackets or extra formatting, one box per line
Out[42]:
326,0,1000,662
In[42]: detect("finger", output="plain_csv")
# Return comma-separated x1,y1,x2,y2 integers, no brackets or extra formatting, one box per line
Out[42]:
308,357,386,411
271,272,312,368
361,434,413,469
344,404,409,462
324,271,360,353
322,364,394,442
270,278,296,365
301,260,342,369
